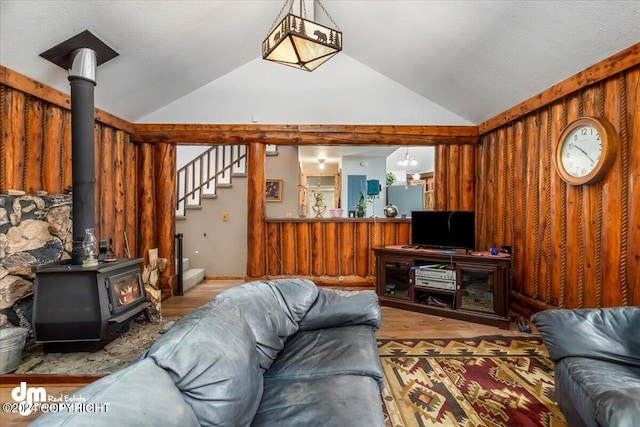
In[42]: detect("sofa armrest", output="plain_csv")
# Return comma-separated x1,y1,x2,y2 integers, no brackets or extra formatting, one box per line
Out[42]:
29,359,200,427
298,289,381,331
531,307,640,366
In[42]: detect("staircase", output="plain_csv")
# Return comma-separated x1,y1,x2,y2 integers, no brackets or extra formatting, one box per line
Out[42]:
174,144,277,290
177,258,206,293
176,145,248,218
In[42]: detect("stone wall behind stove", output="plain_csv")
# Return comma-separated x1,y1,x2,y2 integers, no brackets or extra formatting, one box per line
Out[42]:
0,193,72,332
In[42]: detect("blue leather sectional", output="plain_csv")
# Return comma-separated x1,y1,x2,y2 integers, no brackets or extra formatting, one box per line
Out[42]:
532,307,640,427
30,279,385,426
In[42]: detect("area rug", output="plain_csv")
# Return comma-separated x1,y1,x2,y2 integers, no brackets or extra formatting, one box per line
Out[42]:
378,336,567,427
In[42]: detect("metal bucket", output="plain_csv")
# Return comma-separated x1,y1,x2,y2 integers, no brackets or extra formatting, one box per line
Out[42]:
0,327,28,374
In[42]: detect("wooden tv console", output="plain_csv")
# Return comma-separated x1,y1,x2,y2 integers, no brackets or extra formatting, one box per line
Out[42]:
373,246,511,329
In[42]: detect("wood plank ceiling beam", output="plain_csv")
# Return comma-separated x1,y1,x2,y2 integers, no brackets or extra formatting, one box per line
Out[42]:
129,124,479,146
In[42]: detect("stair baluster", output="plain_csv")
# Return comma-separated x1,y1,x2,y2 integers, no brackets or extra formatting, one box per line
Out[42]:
176,145,247,216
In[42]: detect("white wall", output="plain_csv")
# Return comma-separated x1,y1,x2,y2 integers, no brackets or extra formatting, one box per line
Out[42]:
177,146,211,170
265,146,300,218
139,54,472,125
175,174,248,277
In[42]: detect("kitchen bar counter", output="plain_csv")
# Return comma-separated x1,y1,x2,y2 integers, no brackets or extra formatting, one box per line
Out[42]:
265,217,411,223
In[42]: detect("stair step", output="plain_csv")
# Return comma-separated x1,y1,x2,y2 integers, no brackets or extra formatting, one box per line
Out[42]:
185,204,202,210
182,268,206,292
231,172,247,178
175,257,191,271
176,215,186,221
217,183,233,189
266,151,279,157
201,193,218,199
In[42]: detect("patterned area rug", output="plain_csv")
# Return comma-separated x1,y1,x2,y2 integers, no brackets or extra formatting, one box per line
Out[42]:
378,336,567,427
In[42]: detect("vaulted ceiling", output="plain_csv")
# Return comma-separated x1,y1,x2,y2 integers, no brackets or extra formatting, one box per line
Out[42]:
1,1,639,125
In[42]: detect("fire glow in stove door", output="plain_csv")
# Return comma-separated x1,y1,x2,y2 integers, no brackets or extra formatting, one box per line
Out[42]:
110,272,143,310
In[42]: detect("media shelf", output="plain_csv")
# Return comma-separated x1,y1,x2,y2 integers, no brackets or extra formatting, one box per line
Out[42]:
374,245,511,329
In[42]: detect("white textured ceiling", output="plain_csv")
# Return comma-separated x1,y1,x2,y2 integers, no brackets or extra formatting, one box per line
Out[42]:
299,145,433,175
1,1,639,124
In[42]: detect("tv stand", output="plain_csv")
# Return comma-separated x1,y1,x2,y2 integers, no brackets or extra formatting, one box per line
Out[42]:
374,245,511,329
432,248,460,254
410,244,474,254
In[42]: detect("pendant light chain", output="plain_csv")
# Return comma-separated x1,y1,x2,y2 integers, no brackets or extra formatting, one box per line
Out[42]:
316,0,340,30
266,0,295,37
269,0,339,31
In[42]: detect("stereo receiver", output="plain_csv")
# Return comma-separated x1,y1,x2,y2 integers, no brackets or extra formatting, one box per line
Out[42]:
414,264,456,291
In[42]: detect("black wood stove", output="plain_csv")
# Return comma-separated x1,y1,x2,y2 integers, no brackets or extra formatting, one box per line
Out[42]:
32,32,149,352
33,259,149,352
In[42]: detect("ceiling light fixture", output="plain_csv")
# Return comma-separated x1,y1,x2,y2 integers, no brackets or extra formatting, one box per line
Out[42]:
263,0,342,72
318,158,326,169
397,148,418,167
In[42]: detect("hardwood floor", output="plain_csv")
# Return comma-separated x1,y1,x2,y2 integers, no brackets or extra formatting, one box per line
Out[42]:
163,280,532,339
0,279,533,426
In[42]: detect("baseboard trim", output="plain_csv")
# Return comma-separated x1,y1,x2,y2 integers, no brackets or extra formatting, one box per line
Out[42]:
204,275,246,281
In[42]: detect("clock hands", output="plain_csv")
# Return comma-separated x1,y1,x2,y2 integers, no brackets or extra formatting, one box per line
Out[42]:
572,143,595,164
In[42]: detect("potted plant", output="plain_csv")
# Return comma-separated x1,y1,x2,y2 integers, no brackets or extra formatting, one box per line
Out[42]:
386,172,396,186
312,185,326,218
356,192,367,218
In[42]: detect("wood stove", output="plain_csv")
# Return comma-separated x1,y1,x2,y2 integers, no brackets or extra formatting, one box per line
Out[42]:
33,259,149,352
32,32,136,352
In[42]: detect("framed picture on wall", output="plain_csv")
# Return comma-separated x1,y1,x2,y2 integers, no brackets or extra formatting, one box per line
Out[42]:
266,179,282,202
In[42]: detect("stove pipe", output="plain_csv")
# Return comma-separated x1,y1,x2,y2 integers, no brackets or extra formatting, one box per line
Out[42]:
69,48,97,265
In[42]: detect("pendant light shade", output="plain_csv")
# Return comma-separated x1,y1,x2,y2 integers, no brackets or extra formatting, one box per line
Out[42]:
397,148,418,167
263,0,342,71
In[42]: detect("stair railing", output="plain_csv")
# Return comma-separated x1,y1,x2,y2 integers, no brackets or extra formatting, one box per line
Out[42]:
174,233,184,296
176,145,247,216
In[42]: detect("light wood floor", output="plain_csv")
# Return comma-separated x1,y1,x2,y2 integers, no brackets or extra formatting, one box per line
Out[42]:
163,280,532,339
0,280,533,426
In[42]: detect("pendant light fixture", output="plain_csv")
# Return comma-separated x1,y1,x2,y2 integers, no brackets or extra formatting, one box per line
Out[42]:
263,0,342,71
397,148,418,167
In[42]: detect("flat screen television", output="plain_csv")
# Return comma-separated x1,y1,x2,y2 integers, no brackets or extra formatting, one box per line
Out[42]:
411,211,475,251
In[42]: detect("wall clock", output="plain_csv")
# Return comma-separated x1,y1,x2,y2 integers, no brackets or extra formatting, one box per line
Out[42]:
554,116,618,185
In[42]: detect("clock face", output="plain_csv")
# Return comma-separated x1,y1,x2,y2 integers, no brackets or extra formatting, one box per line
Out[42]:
560,125,602,178
554,117,618,186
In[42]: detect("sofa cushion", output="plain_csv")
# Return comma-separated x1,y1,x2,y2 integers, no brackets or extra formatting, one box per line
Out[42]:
252,375,385,427
265,325,384,390
143,302,262,427
214,278,319,371
555,356,640,427
595,388,640,427
554,359,599,427
29,358,199,427
531,307,640,366
298,289,381,331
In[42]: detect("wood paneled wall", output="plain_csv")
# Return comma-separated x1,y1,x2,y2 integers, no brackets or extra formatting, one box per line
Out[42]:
0,79,176,294
434,144,476,211
2,86,72,194
477,66,640,313
264,218,411,286
0,84,141,256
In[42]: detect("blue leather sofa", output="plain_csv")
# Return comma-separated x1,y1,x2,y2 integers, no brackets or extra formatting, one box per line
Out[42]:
30,279,385,426
531,307,640,427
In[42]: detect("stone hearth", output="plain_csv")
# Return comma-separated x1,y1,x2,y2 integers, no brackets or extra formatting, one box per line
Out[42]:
15,316,178,375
